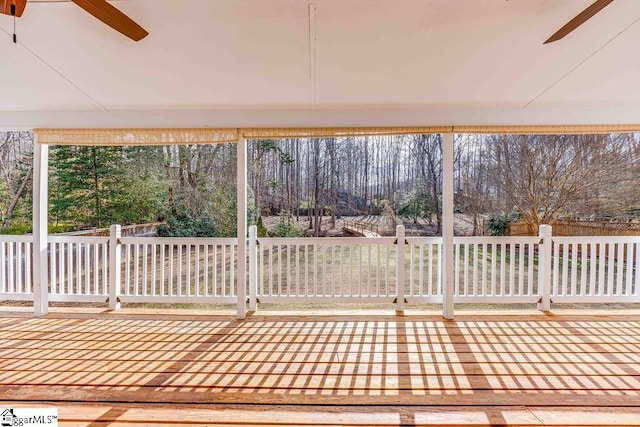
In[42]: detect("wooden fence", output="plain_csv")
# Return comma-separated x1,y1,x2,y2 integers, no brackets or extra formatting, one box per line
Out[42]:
508,220,640,237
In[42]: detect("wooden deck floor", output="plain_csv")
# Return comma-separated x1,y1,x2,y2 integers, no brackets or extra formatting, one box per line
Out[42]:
0,308,638,426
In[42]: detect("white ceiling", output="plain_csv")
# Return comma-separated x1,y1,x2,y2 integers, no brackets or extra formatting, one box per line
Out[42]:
1,0,640,129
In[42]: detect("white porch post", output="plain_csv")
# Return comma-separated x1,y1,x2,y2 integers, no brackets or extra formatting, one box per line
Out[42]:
32,141,49,316
236,135,247,320
442,133,455,320
395,225,406,313
537,224,553,311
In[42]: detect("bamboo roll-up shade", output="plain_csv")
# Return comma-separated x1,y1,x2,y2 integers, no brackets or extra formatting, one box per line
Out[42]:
453,125,640,135
34,128,240,146
34,124,640,145
242,126,453,138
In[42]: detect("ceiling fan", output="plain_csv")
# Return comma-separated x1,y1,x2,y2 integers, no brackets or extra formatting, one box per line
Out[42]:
544,0,613,44
0,0,148,41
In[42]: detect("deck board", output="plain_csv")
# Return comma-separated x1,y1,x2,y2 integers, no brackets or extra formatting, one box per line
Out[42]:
0,309,639,425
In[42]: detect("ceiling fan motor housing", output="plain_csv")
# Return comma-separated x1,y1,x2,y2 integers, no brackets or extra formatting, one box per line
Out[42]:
1,0,26,17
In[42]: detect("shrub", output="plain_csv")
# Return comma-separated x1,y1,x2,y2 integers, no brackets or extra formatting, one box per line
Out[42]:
157,213,217,237
269,214,304,237
256,216,268,238
0,222,31,235
486,212,518,236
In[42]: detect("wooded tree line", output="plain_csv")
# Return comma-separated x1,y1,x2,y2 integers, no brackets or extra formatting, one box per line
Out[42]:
0,139,239,236
250,134,640,235
1,131,638,236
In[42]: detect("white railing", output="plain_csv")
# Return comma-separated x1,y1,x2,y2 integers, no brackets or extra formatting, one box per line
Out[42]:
4,224,640,313
0,235,32,300
257,236,397,303
551,236,640,302
118,236,237,303
454,236,541,303
48,235,109,302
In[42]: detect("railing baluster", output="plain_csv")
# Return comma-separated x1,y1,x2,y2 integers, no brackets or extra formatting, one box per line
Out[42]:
93,243,98,295
15,242,22,294
490,243,497,296
471,243,477,297
454,242,460,296
580,243,587,296
509,243,515,296
25,242,32,294
562,243,569,296
221,244,226,297
203,244,208,297
195,244,201,297
625,242,633,296
84,242,90,295
527,243,534,297
498,243,505,296
367,243,372,297
169,244,174,297
230,243,235,297
141,243,148,296
358,244,363,297
213,244,218,297
161,244,166,297
588,242,596,297
125,243,131,296
0,242,5,293
7,242,16,293
634,243,640,296
607,243,614,296
633,243,640,296
616,242,624,296
49,242,57,295
462,243,469,297
6,243,14,293
418,244,424,297
597,243,605,297
278,244,282,297
297,243,301,297
551,241,558,297
518,243,524,296
186,243,191,297
152,241,157,297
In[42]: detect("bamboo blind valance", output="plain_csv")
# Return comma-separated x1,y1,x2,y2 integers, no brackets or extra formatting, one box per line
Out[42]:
34,125,640,146
34,128,240,146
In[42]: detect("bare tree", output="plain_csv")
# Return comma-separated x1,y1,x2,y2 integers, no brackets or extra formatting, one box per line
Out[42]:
0,132,33,229
488,134,632,234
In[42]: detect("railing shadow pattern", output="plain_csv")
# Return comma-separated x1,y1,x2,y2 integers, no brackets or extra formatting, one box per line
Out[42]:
0,312,638,424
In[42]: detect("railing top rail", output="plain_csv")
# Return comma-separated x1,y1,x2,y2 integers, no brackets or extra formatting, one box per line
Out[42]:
48,235,110,244
120,236,238,245
551,235,640,243
0,235,32,243
261,236,395,245
406,236,443,244
454,236,541,244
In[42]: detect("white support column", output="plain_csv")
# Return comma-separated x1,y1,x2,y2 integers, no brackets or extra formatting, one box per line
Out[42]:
395,225,406,314
109,224,122,310
236,135,247,320
537,224,553,311
32,141,49,316
442,133,455,320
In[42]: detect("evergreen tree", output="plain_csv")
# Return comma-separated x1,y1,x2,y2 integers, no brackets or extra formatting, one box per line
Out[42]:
50,146,124,227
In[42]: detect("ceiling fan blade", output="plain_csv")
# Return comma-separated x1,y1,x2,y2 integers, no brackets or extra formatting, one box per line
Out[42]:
0,0,26,17
544,0,614,44
71,0,148,41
